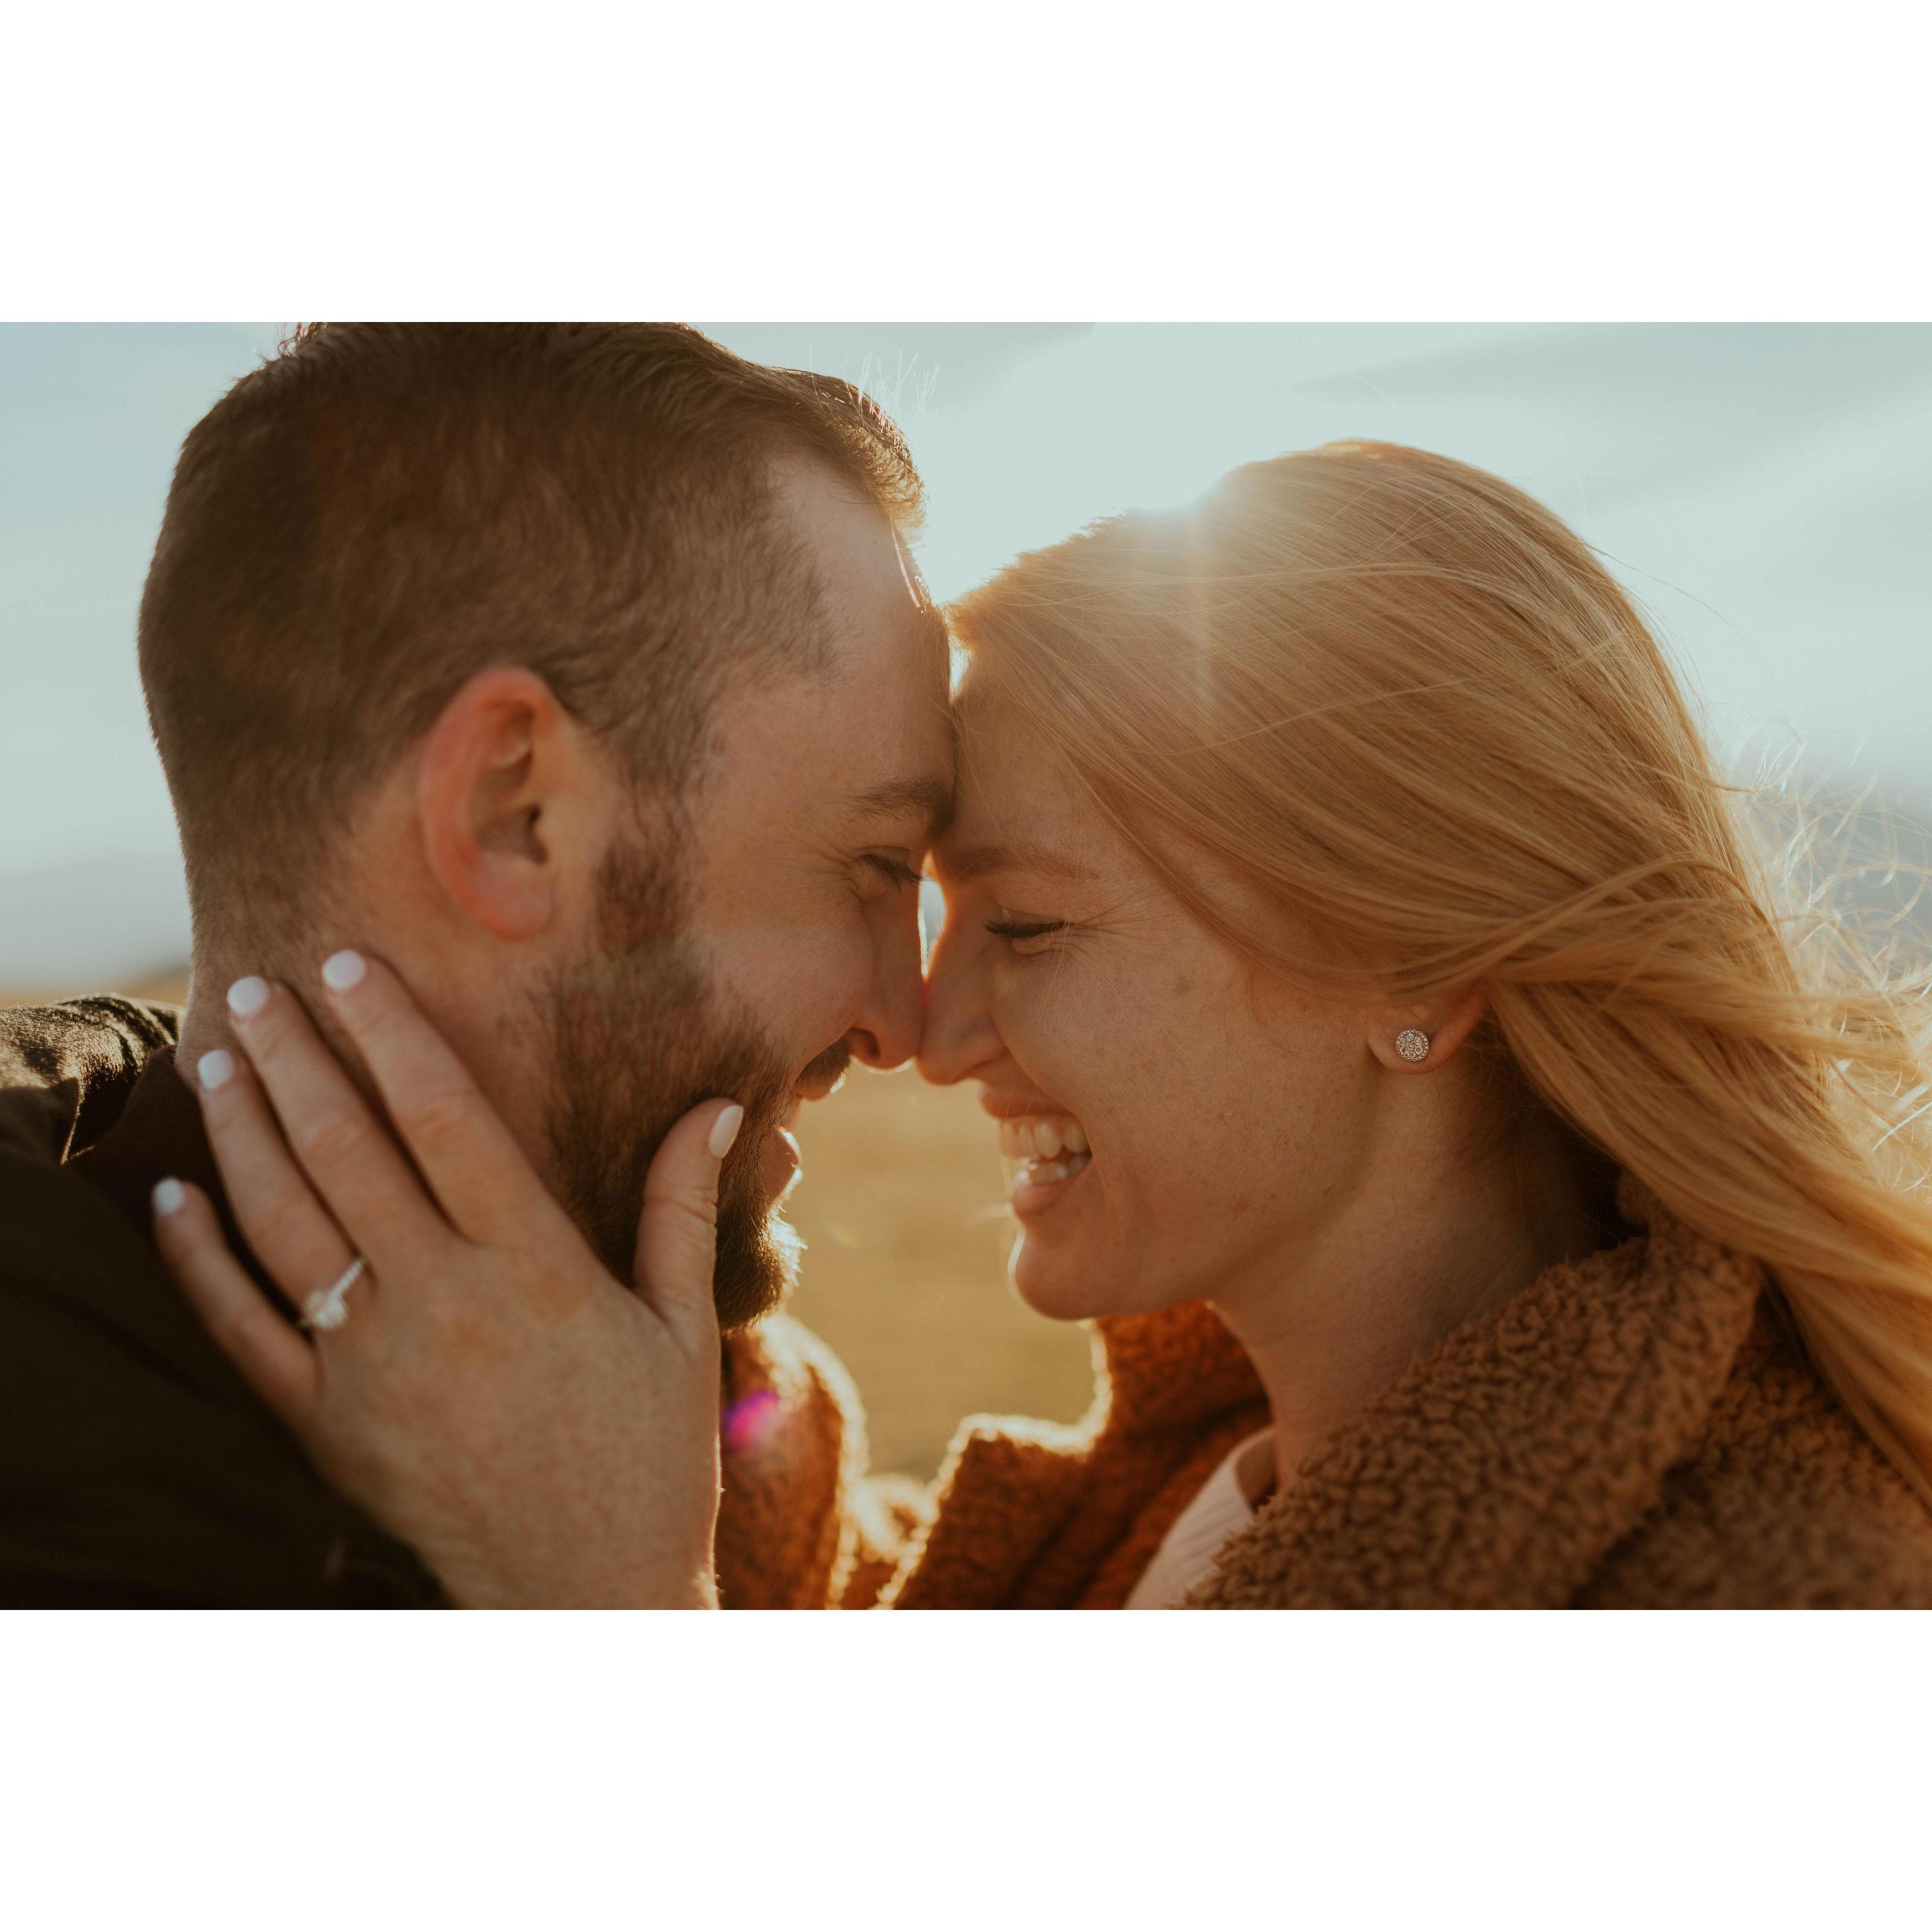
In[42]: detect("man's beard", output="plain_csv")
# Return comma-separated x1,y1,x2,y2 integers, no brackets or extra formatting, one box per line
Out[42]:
541,834,838,1331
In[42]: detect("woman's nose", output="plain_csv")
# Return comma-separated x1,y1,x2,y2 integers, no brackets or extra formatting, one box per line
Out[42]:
916,923,1000,1087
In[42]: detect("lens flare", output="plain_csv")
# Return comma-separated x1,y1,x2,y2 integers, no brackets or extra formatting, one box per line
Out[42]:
721,1386,782,1459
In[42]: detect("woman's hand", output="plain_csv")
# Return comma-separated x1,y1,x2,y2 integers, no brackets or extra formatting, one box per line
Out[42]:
153,950,736,1608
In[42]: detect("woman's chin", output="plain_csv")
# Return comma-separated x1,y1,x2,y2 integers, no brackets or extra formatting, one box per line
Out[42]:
1007,1228,1129,1323
1007,1211,1202,1325
1001,1152,1106,1318
1001,1160,1180,1322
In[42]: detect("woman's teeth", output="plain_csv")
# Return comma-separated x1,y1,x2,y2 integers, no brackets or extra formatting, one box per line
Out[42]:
996,1116,1089,1159
997,1115,1092,1192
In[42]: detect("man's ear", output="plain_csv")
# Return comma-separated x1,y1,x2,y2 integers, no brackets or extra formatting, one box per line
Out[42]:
1366,983,1489,1073
416,667,592,943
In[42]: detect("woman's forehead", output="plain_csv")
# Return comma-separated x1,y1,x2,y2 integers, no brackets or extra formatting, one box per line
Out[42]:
934,695,1060,835
938,704,1136,891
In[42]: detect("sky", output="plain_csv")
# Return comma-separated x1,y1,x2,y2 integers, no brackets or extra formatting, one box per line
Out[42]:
3,322,1929,987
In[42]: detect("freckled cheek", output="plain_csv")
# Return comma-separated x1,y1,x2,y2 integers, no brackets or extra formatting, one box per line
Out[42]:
986,965,1104,1095
1001,975,1192,1176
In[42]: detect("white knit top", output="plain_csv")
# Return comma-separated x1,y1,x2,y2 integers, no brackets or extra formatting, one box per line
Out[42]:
1124,1429,1276,1609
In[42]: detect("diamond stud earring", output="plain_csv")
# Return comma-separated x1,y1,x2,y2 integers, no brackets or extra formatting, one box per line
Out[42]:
1395,1027,1431,1063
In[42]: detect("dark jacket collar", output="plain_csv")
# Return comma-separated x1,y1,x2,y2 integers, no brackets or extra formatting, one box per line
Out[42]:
0,997,443,1606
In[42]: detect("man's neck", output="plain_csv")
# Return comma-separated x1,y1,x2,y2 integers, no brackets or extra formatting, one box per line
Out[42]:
174,936,550,1174
174,944,349,1077
174,955,258,1071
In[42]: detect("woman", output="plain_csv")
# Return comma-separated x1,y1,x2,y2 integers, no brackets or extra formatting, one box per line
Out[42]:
157,442,1932,1607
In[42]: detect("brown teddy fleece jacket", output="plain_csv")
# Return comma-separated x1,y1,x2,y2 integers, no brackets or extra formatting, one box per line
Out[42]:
872,1177,1932,1609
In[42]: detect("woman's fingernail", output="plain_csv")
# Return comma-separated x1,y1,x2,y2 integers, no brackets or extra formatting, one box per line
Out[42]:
226,975,270,1019
197,1049,236,1093
321,949,367,993
153,1177,186,1217
708,1103,745,1159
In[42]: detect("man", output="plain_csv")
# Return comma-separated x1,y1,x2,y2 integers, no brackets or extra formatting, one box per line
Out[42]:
0,324,951,1606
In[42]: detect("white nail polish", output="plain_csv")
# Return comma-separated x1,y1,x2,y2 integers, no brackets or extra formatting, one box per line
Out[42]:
153,1177,186,1216
197,1049,236,1093
321,949,367,992
226,976,270,1018
708,1104,745,1159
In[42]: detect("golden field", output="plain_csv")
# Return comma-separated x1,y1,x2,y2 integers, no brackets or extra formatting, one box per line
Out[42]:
3,972,1096,1480
784,1062,1096,1476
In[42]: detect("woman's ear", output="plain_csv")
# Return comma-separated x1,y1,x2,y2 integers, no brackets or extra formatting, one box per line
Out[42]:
1366,983,1489,1073
416,667,586,943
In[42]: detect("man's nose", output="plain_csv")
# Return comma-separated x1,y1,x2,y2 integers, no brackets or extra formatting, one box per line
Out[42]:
842,912,926,1071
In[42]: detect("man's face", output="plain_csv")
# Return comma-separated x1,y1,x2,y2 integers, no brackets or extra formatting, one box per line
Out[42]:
542,457,953,1325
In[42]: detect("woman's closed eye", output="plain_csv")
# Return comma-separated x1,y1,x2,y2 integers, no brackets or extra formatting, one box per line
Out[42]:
985,917,1069,954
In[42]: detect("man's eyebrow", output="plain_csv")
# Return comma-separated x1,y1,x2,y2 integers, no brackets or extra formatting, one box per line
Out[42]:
846,776,955,841
939,840,1094,885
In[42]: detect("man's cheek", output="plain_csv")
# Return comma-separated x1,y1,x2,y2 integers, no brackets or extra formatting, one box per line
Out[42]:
718,939,860,1062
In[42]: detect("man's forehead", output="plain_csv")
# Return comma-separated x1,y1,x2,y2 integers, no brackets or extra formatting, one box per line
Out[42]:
773,457,941,643
757,452,956,828
821,535,949,669
816,561,956,827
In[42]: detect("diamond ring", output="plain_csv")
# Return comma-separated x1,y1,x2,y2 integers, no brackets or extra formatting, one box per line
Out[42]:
302,1255,367,1333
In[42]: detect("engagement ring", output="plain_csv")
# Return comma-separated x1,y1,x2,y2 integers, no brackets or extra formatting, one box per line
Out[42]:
302,1255,367,1333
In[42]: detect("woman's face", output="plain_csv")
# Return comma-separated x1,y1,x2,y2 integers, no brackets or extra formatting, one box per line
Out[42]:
920,682,1388,1323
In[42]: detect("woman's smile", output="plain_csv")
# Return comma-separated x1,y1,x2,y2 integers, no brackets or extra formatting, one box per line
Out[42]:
991,1110,1093,1215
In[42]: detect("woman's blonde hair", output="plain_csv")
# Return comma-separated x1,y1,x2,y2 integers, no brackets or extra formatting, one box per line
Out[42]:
950,441,1932,1504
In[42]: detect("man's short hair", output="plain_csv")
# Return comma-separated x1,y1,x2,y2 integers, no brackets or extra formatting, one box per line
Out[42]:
138,323,923,947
